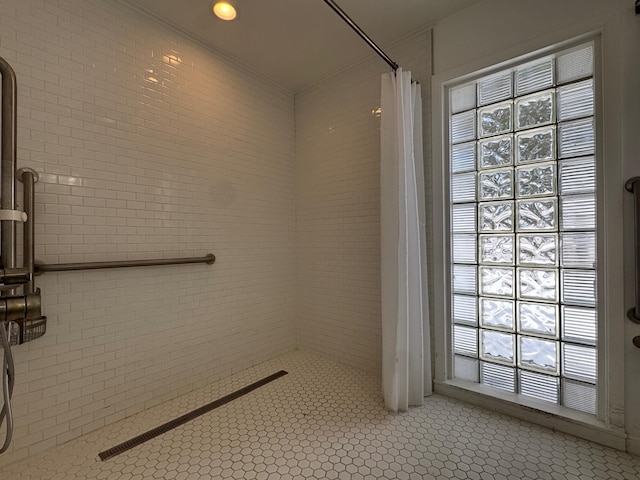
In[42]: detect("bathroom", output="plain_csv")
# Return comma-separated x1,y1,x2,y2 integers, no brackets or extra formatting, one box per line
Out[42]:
0,0,640,478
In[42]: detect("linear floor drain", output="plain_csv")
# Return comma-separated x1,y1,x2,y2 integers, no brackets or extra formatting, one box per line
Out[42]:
99,370,288,461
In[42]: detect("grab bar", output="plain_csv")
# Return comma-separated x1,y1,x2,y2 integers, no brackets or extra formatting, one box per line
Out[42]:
18,168,37,294
35,254,215,274
626,177,640,324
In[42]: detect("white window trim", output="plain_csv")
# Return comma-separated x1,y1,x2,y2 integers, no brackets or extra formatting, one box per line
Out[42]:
431,31,627,450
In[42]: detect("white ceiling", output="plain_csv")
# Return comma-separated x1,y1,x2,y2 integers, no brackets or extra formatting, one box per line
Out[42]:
122,0,480,92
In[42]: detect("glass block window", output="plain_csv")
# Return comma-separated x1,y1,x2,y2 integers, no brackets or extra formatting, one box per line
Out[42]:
448,42,597,415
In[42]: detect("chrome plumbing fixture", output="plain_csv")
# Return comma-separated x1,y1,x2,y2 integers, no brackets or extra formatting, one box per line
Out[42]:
0,56,44,455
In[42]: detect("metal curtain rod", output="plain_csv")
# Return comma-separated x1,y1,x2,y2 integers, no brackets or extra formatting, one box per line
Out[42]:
35,254,215,274
323,0,399,71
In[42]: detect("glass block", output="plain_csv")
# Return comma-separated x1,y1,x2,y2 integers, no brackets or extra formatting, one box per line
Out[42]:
518,268,558,301
479,234,514,264
454,325,478,357
517,199,557,232
559,156,595,195
451,110,476,144
562,379,596,415
558,118,594,159
515,56,554,96
561,232,596,268
561,269,596,307
479,266,514,298
562,343,596,383
518,301,558,337
557,79,594,122
478,135,513,169
519,336,558,374
520,370,559,403
455,355,479,382
477,71,512,106
480,298,514,331
451,142,476,173
478,102,512,138
480,361,515,392
453,234,477,264
515,90,554,130
479,168,513,200
479,201,514,232
453,294,477,326
451,172,476,203
480,330,514,365
451,83,476,114
515,127,555,164
562,306,597,345
452,203,476,232
560,194,596,231
518,234,557,266
453,264,477,295
515,162,556,198
557,43,594,85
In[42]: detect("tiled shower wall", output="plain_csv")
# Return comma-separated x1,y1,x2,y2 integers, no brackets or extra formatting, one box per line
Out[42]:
0,0,296,466
295,31,433,373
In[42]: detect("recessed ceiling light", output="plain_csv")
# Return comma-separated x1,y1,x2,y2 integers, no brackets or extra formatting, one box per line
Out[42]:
213,2,237,21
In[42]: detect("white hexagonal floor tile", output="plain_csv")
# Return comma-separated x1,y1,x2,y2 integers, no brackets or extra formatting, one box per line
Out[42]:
1,351,640,479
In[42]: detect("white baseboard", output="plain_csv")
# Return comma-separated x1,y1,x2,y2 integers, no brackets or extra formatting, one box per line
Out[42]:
627,436,640,457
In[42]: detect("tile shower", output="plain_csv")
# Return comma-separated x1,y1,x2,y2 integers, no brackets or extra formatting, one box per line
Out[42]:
0,0,296,465
0,0,639,478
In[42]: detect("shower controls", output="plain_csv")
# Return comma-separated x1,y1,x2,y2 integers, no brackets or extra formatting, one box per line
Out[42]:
0,267,31,287
0,292,41,323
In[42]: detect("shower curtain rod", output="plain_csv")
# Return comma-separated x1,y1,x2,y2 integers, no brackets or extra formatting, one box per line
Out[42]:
323,0,399,72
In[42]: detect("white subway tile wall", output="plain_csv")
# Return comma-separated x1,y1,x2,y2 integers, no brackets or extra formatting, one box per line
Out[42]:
295,32,433,373
0,0,296,466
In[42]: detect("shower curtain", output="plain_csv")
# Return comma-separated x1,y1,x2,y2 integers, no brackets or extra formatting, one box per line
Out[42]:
381,68,432,412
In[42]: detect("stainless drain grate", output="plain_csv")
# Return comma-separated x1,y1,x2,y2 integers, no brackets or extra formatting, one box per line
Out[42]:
99,370,288,461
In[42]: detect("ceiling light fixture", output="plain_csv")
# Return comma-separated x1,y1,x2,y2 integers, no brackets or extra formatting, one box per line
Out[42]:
213,2,237,21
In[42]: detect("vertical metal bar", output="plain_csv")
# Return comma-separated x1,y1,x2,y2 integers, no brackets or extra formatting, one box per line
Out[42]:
18,169,36,295
323,0,399,71
626,177,640,324
0,57,17,274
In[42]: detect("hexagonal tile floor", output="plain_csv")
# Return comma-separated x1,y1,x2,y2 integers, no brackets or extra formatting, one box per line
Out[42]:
2,350,640,479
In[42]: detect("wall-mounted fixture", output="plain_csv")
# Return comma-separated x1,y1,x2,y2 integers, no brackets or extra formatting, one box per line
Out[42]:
0,56,45,455
636,0,639,15
213,2,237,21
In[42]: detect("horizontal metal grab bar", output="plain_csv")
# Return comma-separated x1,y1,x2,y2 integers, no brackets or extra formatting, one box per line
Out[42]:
34,253,215,274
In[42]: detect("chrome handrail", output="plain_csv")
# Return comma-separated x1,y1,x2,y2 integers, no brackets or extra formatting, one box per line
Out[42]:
626,177,640,324
35,254,215,274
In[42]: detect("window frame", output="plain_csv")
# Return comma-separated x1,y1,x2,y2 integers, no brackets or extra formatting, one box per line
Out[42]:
431,32,627,450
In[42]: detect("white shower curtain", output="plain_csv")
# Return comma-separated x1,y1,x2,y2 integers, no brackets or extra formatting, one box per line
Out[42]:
380,68,432,412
